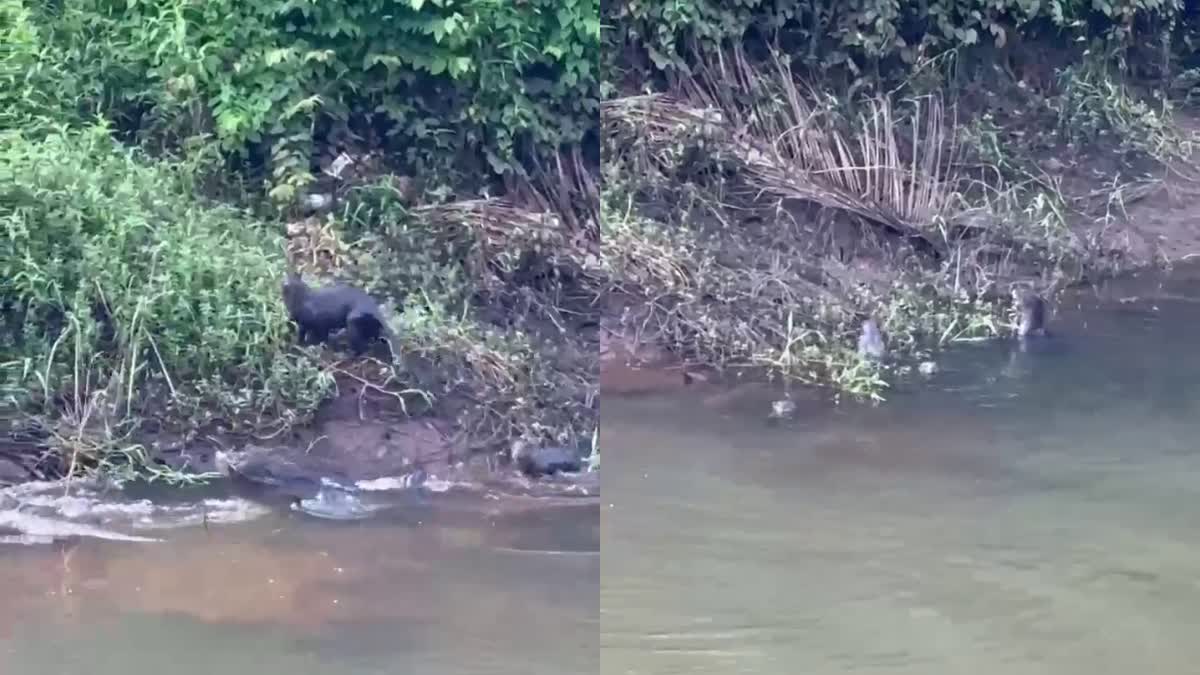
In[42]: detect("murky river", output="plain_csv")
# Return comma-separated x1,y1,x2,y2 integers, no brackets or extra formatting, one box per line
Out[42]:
0,494,598,674
602,270,1200,674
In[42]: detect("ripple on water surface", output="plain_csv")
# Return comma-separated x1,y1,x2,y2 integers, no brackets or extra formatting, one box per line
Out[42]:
0,499,598,675
602,288,1200,674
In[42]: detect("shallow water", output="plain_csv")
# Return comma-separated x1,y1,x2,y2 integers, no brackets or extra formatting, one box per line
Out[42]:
602,270,1200,674
0,496,598,674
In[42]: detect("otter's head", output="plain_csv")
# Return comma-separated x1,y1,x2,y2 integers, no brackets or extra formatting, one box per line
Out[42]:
281,271,308,309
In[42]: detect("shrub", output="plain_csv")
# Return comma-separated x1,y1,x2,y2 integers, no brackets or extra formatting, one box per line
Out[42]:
0,124,329,431
17,0,600,202
604,0,1189,91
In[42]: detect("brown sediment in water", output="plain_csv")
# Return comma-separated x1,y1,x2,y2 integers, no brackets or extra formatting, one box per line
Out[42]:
0,499,596,634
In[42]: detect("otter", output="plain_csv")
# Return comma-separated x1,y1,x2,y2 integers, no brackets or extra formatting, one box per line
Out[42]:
281,272,395,358
857,318,886,360
769,397,796,420
511,441,583,477
1012,289,1049,338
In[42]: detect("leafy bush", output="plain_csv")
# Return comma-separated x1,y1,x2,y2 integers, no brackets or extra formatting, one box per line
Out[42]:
604,0,1189,90
0,0,80,133
17,0,599,202
1056,59,1191,161
0,124,329,429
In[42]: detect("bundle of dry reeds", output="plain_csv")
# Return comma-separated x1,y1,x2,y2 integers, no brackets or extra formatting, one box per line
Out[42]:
603,46,967,255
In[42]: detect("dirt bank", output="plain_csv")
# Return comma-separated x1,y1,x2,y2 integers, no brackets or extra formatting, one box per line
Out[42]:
599,112,1200,402
598,38,1200,401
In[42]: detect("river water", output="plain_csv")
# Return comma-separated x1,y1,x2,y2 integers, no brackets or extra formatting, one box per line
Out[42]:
0,495,598,674
602,270,1200,674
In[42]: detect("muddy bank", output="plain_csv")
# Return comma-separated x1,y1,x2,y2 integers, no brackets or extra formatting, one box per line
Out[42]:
1,146,600,498
599,325,690,395
599,258,1200,414
604,84,1200,398
598,36,1200,402
1,370,598,544
2,356,598,507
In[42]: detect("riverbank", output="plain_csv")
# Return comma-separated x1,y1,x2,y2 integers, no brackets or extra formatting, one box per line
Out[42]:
1,1,601,489
599,34,1200,402
0,130,601,491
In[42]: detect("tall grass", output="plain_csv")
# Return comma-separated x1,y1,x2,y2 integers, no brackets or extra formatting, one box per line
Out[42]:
1,124,331,475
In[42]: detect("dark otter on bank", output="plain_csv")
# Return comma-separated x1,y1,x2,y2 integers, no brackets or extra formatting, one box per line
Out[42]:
511,441,584,477
281,272,396,357
1012,288,1049,338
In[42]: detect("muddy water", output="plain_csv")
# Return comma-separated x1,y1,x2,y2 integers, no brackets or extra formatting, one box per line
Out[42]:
0,498,598,674
602,271,1200,674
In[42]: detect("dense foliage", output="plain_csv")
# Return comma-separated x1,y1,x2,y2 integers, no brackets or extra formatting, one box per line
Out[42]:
604,0,1199,91
0,124,331,433
7,0,599,202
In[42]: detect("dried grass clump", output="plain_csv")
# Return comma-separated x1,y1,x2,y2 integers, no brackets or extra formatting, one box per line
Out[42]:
604,46,966,253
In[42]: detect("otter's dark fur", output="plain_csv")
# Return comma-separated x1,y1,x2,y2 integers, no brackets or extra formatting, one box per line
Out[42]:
281,272,395,357
512,442,583,477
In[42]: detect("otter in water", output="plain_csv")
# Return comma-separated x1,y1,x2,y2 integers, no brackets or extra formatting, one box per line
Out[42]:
769,397,796,419
281,272,395,357
857,318,886,360
512,441,583,477
1012,288,1049,338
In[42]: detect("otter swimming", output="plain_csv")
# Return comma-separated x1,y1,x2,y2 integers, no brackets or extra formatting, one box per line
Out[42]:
1013,289,1049,338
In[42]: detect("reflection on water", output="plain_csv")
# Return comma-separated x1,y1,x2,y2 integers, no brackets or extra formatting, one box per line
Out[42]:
0,500,598,674
602,272,1200,674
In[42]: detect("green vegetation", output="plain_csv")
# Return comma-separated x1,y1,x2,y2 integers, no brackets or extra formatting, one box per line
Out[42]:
601,1,1200,399
6,0,599,200
9,0,1200,480
1,0,600,482
0,124,328,481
